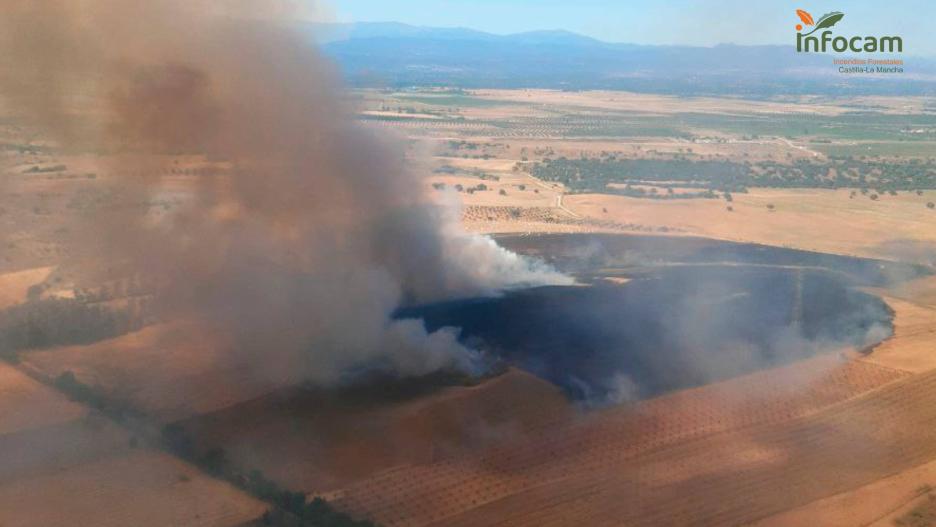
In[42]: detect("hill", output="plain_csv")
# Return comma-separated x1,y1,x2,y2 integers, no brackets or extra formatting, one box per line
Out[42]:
311,22,936,96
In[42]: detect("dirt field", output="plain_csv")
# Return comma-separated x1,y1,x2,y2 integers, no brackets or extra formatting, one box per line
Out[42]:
467,89,929,116
0,266,53,309
332,350,915,526
862,294,936,373
316,268,936,526
0,362,266,527
449,185,936,262
5,87,936,525
21,322,285,421
563,189,936,262
0,362,85,436
752,456,936,527
176,368,574,494
0,446,266,527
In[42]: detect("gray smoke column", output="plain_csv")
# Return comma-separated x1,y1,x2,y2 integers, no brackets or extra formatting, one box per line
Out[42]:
0,0,570,385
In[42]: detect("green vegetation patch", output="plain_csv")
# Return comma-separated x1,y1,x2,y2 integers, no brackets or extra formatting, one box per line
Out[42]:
813,142,936,158
678,112,936,142
396,93,524,108
529,156,936,197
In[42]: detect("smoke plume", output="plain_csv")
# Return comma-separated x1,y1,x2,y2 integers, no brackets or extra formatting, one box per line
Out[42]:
0,0,570,385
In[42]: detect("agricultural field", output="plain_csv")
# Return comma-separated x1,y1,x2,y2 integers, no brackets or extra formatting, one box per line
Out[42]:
359,88,936,262
328,279,936,527
0,361,84,436
0,267,53,309
332,88,936,525
4,85,936,527
331,346,924,526
168,368,573,494
20,321,283,421
0,445,267,527
0,362,265,527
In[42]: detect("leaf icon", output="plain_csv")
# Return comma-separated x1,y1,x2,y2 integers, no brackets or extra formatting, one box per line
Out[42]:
802,11,845,36
796,9,814,26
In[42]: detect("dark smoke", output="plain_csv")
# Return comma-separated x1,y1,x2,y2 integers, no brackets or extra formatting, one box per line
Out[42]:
0,0,569,386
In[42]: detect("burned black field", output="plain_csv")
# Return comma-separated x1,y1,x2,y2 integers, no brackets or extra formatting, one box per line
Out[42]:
398,234,916,403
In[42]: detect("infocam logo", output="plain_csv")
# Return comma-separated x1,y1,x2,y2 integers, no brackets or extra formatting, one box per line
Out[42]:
795,9,902,53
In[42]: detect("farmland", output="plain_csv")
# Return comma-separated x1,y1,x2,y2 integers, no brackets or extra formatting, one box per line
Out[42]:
334,88,936,525
0,361,266,527
4,84,936,527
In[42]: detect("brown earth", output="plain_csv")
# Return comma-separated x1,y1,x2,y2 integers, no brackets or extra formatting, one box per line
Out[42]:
0,266,53,308
0,446,266,527
175,368,574,495
0,362,266,527
331,351,914,526
862,295,936,373
22,321,285,422
324,275,936,527
751,458,936,527
560,188,936,262
0,361,85,436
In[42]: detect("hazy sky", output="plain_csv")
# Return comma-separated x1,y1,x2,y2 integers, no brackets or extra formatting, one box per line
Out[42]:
331,0,934,55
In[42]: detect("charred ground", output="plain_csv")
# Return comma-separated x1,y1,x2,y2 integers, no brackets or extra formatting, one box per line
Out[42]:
399,234,907,403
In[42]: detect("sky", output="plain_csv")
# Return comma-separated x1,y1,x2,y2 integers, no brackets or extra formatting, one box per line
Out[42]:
329,0,936,55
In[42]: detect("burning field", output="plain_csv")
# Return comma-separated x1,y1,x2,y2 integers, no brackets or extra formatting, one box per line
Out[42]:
3,1,936,527
401,238,899,404
0,0,571,395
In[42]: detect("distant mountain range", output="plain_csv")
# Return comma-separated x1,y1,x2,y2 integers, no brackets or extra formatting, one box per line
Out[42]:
307,22,936,96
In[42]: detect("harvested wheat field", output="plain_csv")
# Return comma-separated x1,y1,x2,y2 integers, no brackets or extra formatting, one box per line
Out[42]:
173,368,574,494
752,454,936,527
0,266,53,309
0,369,265,527
330,353,913,526
0,362,85,436
0,446,266,527
21,322,286,422
862,295,936,373
563,189,936,262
